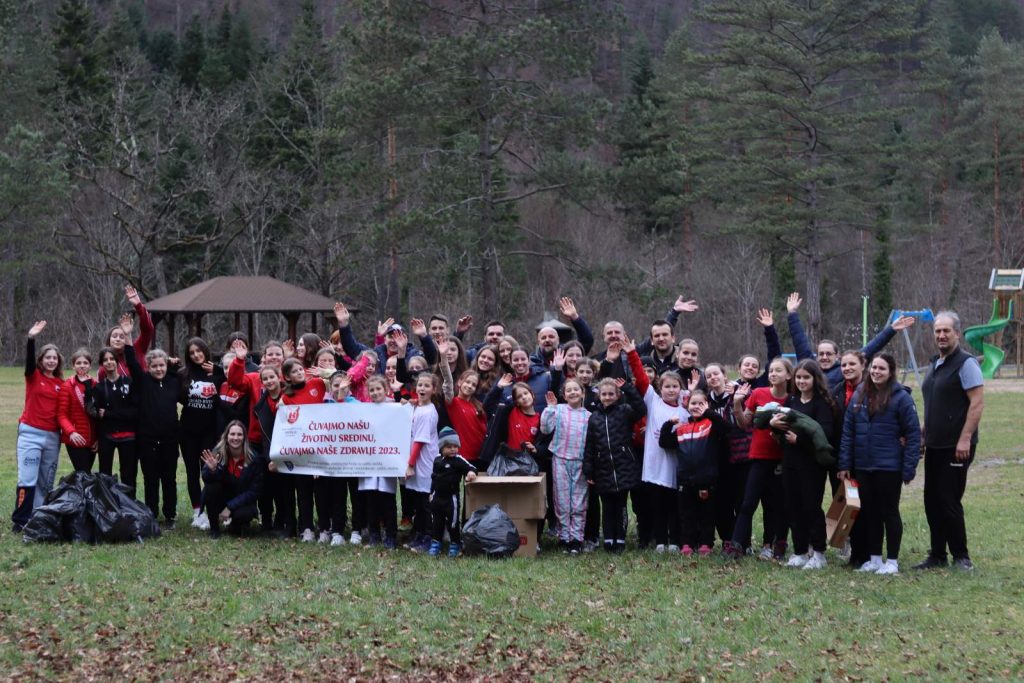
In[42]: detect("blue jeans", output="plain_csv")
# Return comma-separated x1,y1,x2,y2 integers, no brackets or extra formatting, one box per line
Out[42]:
13,424,60,526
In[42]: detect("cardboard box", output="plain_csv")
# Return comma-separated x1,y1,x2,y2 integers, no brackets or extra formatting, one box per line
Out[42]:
826,478,861,548
510,517,540,558
465,474,547,520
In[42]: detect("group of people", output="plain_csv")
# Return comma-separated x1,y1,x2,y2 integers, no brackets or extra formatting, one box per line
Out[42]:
13,286,983,570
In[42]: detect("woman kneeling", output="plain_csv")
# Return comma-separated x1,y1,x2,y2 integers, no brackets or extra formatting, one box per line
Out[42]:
201,420,266,538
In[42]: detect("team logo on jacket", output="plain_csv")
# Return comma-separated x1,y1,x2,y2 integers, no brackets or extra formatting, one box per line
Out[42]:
284,461,295,471
287,406,301,424
310,388,319,398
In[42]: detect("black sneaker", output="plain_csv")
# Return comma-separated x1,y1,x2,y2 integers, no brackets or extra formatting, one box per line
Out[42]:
162,519,176,531
912,555,948,570
952,557,974,571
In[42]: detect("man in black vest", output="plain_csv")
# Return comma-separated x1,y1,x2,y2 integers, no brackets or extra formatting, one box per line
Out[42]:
915,311,984,571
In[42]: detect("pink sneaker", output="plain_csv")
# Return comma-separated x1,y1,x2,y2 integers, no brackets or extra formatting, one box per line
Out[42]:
698,544,712,557
680,544,694,556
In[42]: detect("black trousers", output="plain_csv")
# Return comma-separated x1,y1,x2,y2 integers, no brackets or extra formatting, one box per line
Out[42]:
924,445,973,561
295,475,316,532
678,485,715,548
271,472,296,534
400,483,414,521
785,463,827,554
407,489,431,536
67,446,99,474
180,431,217,510
204,479,258,534
731,460,785,550
631,487,651,548
859,469,904,560
365,489,397,540
584,484,601,542
599,490,629,546
715,461,743,545
339,477,367,534
138,436,179,521
430,491,461,543
645,482,680,546
100,437,136,494
314,476,345,533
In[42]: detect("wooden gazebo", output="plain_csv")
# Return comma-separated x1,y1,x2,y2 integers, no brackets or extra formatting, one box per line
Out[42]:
145,276,345,355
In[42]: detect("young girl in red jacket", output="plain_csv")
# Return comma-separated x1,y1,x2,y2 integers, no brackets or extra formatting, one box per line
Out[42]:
280,357,327,542
12,321,63,531
59,348,98,473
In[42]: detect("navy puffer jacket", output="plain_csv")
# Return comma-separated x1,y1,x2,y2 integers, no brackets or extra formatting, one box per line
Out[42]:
838,383,922,482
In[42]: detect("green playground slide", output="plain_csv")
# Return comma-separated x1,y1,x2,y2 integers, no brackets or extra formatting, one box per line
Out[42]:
964,299,1014,379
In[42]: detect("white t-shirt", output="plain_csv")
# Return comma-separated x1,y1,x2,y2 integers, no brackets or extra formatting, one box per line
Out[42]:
358,476,397,494
641,385,690,489
406,403,439,493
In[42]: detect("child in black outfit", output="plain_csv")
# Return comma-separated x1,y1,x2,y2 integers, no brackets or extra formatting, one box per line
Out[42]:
429,427,477,557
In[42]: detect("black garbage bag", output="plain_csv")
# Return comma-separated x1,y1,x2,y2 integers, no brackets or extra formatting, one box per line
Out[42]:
86,473,160,542
462,505,521,558
486,446,539,477
22,471,94,543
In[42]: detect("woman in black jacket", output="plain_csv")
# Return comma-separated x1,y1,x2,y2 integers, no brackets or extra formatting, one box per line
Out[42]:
121,317,182,528
583,378,646,553
201,420,266,538
87,346,140,496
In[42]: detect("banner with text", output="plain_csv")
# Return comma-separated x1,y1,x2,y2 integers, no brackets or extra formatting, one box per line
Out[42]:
269,402,413,477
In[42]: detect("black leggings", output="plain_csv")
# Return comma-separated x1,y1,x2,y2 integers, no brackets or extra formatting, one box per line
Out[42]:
295,475,316,532
584,484,601,542
678,485,715,549
406,489,431,536
731,460,785,550
67,446,108,474
180,431,217,510
599,490,629,546
99,437,136,494
645,482,680,546
859,470,904,560
365,490,397,540
784,464,827,554
138,436,179,521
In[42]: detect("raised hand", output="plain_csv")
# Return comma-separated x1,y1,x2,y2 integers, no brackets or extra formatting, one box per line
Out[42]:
201,449,220,470
786,292,802,313
497,373,514,388
124,284,141,306
605,341,622,361
756,308,773,327
392,330,409,357
27,321,47,338
201,360,215,374
334,302,350,328
891,315,916,332
231,339,248,357
673,296,698,313
456,315,473,334
614,378,626,388
409,318,427,337
687,369,700,392
318,339,331,350
119,313,134,336
282,339,295,357
377,317,395,337
558,297,579,321
733,382,751,402
545,391,558,407
621,336,636,355
551,347,566,371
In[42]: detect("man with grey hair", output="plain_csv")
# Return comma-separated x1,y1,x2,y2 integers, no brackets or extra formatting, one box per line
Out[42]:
915,310,984,571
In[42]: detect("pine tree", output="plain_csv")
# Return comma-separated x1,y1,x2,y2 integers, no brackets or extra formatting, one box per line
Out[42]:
176,14,205,89
688,0,924,339
53,0,107,103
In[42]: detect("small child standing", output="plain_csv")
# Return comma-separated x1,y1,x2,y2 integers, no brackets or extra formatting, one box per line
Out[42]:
359,375,399,548
428,427,477,557
540,382,591,554
659,389,733,557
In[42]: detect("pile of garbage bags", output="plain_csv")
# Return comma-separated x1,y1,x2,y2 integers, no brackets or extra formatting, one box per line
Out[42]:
462,504,520,558
22,471,161,544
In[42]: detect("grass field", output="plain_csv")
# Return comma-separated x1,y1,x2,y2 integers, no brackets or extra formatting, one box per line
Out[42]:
0,367,1022,681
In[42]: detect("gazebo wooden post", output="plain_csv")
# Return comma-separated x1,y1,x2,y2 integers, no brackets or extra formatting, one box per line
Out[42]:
311,311,317,334
285,313,299,342
165,314,177,357
233,312,241,331
196,314,204,338
247,312,254,347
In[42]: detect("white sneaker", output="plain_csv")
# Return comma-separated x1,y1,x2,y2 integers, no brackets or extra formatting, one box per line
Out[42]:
857,557,883,572
667,544,680,553
318,530,331,544
839,540,852,561
191,509,203,528
349,531,362,546
786,553,809,568
803,553,828,570
330,533,345,547
196,512,211,531
758,545,774,561
875,560,899,575
301,528,316,543
654,544,666,554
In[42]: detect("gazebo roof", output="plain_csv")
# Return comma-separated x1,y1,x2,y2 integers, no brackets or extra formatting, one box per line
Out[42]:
145,276,340,314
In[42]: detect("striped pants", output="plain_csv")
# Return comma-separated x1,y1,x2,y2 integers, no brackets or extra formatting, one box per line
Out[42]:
552,456,588,543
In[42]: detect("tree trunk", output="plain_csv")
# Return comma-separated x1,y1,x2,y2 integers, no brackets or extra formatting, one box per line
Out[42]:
994,121,1001,261
477,66,499,319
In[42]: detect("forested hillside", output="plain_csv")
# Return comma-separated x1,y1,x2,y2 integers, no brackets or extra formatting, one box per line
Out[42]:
2,0,1022,362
